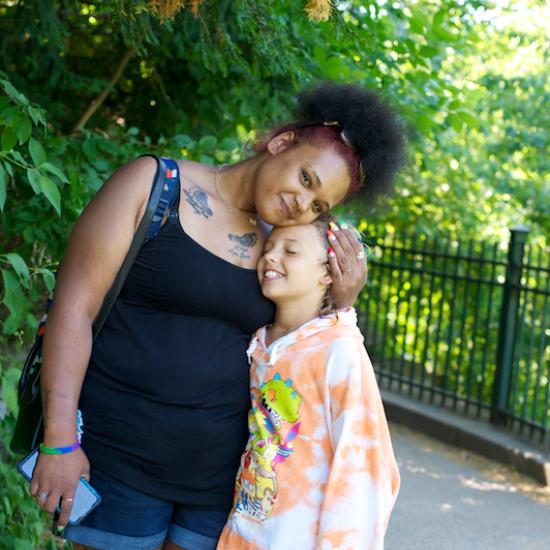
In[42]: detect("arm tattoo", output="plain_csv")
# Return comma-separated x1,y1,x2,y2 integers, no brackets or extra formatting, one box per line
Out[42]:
228,232,258,260
183,186,213,219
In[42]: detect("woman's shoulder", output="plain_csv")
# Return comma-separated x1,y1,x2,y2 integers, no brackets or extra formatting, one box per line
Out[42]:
175,158,214,185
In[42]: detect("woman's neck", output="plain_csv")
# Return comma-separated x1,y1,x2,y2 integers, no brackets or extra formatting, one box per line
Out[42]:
265,297,322,346
215,154,265,214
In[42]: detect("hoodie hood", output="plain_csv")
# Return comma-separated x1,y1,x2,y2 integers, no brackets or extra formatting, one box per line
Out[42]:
247,307,359,366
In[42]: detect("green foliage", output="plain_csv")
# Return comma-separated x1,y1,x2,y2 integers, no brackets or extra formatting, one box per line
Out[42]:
0,0,547,544
368,1,549,243
0,415,65,548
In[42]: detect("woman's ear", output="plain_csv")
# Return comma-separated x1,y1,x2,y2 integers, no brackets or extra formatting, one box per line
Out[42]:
267,131,296,155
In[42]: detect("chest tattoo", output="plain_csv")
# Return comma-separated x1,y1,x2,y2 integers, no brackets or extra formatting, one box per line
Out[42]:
183,186,213,219
228,232,258,259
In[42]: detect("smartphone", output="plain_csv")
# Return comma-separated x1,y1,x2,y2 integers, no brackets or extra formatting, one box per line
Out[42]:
18,448,102,524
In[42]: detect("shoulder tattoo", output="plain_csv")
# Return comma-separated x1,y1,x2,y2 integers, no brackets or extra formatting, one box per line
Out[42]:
228,232,258,259
183,186,213,219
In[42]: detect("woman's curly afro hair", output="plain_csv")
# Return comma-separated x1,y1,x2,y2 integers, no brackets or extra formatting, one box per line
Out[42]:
294,82,406,202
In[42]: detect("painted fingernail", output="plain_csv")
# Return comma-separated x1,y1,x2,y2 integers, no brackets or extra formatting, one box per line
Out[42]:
327,230,336,241
340,222,348,230
329,222,340,232
56,525,65,535
327,247,334,255
328,251,336,258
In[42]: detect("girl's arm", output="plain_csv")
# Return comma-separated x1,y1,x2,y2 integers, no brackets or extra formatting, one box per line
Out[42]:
30,156,157,529
317,338,400,549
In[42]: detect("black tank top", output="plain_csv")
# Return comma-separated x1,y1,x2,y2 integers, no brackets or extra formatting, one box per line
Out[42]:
79,189,275,509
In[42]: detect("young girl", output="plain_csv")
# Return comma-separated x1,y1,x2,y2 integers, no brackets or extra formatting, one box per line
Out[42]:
217,217,400,550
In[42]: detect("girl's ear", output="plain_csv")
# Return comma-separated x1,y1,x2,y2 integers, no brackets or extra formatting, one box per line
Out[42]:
267,131,296,155
320,272,332,286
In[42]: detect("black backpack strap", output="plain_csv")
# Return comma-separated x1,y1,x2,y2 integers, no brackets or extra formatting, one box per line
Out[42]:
91,155,180,339
145,157,180,239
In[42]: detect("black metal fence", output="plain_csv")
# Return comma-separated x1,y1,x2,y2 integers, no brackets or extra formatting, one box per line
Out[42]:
358,225,549,448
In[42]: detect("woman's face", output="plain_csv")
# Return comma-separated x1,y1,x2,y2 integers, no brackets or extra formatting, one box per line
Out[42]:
253,135,351,226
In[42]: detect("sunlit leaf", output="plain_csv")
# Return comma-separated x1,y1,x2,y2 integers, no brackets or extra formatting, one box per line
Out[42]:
432,25,460,42
9,150,25,165
324,56,350,79
455,110,479,128
39,269,56,292
5,253,29,279
28,138,46,166
0,78,28,105
39,174,61,214
14,114,32,144
448,113,463,132
28,105,46,125
419,45,439,58
1,269,26,333
41,162,69,183
432,9,446,29
26,169,41,193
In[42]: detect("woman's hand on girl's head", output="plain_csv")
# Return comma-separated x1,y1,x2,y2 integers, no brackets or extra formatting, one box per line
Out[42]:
327,224,367,309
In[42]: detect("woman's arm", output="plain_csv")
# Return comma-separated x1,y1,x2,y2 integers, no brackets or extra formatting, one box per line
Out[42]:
30,156,157,529
317,338,400,549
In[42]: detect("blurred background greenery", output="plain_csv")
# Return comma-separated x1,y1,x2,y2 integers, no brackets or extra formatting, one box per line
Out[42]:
0,1,548,547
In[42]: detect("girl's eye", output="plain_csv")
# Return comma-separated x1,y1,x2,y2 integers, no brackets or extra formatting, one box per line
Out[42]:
286,249,297,255
302,170,312,188
312,201,323,214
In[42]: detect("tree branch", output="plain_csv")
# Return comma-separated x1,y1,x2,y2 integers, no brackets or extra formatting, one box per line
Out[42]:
71,47,136,133
151,70,177,114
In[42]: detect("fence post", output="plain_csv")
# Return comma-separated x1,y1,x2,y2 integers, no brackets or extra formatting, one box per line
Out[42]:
490,225,530,425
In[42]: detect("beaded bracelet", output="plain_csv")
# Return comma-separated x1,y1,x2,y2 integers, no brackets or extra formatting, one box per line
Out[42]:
39,441,81,455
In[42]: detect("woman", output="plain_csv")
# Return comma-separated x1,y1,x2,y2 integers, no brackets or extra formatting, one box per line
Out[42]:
30,83,404,550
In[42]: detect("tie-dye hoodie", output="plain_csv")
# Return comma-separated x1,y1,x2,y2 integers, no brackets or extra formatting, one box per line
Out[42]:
217,308,400,550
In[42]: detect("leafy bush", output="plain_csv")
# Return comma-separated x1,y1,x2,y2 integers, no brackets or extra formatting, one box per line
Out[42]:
0,0,547,543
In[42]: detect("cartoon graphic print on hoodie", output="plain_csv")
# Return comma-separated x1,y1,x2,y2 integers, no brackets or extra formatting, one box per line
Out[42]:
217,308,400,550
235,373,302,521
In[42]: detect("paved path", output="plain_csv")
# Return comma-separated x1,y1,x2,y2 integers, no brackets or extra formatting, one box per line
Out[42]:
386,424,550,550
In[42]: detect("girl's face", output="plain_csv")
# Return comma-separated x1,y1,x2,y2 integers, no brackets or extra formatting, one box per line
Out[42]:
253,134,351,226
257,225,331,305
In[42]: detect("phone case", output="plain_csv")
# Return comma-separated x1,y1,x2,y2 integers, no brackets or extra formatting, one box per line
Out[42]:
17,448,102,524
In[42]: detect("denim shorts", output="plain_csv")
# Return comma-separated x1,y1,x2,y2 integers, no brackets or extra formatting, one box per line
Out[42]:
62,469,229,550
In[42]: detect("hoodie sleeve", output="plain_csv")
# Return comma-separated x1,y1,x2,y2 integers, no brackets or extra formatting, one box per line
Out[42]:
317,337,400,550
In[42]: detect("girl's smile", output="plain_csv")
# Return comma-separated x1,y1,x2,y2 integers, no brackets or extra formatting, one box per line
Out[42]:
263,269,285,282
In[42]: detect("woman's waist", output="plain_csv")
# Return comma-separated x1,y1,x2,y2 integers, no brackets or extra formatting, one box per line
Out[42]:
82,355,251,409
81,415,247,500
89,325,251,398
